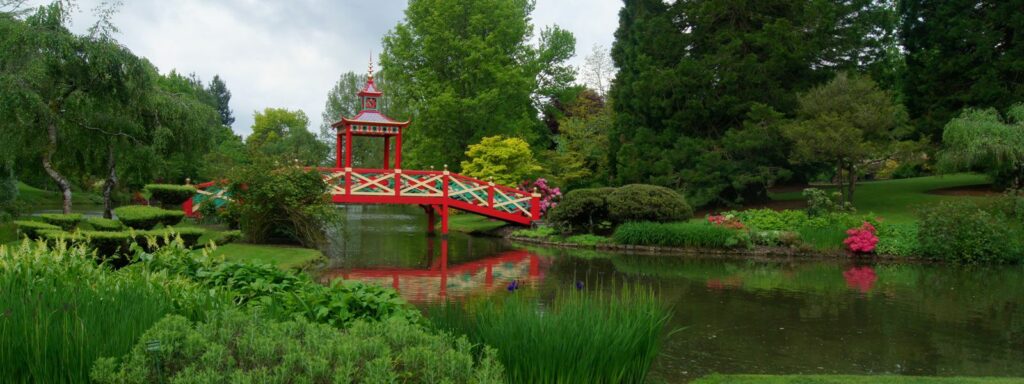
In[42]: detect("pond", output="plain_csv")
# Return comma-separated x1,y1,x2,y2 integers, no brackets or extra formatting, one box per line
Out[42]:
318,205,1024,383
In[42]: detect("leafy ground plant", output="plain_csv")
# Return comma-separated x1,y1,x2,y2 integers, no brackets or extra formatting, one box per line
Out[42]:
92,311,504,384
430,286,672,384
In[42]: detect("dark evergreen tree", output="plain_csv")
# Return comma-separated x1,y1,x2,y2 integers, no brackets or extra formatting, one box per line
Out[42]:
206,74,235,127
900,0,1024,141
610,0,896,207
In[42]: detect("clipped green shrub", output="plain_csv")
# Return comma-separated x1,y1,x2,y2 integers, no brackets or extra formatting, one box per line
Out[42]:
430,287,669,384
113,205,184,230
37,230,133,260
12,220,60,239
917,201,1024,263
84,217,123,231
144,184,197,207
612,222,749,248
210,229,242,245
607,184,692,224
545,187,615,234
37,213,83,230
91,311,503,384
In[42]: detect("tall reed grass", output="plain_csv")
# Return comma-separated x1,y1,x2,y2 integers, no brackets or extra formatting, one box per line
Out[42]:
797,224,848,251
0,240,215,383
429,286,673,384
612,221,747,248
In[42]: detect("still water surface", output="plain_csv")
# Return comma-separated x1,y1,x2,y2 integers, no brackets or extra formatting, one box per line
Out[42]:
319,205,1024,382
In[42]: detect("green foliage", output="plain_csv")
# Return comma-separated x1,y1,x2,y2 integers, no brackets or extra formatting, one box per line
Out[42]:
607,184,692,224
0,242,220,383
227,159,333,247
380,0,576,170
139,250,420,328
461,136,543,186
610,0,895,206
85,217,123,231
783,73,909,204
430,287,670,384
900,0,1024,140
612,222,749,249
725,209,809,231
939,105,1024,189
143,183,197,207
802,188,854,217
247,107,328,165
210,229,242,246
544,90,612,189
545,187,614,234
917,201,1024,264
875,222,919,257
113,205,185,230
319,71,397,167
205,74,234,126
92,312,503,384
12,219,59,239
512,226,557,239
138,227,206,249
36,213,82,230
0,162,16,219
695,374,1024,384
36,227,205,258
564,234,608,246
795,224,849,251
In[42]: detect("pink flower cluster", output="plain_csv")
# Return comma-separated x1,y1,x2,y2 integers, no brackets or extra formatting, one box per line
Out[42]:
521,178,561,216
708,214,745,230
843,222,878,253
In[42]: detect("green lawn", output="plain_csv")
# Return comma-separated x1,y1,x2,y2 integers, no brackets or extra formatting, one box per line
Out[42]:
15,182,104,209
770,174,995,223
204,243,323,270
694,374,1024,384
447,213,508,234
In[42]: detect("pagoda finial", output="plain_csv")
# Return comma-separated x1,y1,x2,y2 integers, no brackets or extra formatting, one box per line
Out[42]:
367,52,374,82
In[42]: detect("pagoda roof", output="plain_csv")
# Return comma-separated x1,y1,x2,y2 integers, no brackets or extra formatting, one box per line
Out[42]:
333,109,410,128
358,79,382,96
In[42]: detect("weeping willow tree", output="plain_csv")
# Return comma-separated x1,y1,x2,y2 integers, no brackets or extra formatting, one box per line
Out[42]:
939,104,1024,189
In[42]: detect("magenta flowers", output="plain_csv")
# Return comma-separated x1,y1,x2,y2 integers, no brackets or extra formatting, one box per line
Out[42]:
844,222,879,253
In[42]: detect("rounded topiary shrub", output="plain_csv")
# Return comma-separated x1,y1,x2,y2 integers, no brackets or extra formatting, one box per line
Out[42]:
917,201,1024,263
606,184,692,224
85,217,123,231
37,213,83,230
545,187,615,234
13,220,60,239
137,227,206,249
114,205,185,230
144,184,197,207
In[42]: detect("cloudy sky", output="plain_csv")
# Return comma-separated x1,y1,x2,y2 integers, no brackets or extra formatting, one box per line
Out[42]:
48,0,622,137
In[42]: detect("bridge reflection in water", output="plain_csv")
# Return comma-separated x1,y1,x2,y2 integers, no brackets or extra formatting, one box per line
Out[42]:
320,238,547,303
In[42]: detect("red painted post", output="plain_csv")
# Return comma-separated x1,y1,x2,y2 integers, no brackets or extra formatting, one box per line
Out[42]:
383,136,390,169
394,131,402,169
392,274,399,290
485,264,494,288
530,187,541,221
336,130,343,168
426,206,436,235
345,127,353,169
441,205,449,235
487,180,495,208
394,169,401,197
442,165,449,200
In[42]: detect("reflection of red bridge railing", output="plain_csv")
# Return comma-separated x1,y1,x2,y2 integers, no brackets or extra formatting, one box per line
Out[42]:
320,241,545,303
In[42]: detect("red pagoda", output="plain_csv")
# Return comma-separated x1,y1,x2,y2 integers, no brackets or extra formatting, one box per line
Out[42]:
331,60,410,169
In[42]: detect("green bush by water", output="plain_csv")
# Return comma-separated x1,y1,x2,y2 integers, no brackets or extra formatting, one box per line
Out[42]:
143,183,197,207
92,311,503,384
546,187,615,234
613,221,749,248
917,201,1024,263
113,205,184,230
36,213,82,230
0,242,220,383
607,184,692,224
875,222,920,257
430,287,672,384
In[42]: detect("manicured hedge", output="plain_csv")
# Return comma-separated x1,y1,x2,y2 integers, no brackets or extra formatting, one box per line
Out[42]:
144,184,197,206
13,220,60,239
137,227,206,249
113,205,184,230
85,217,123,231
545,187,615,234
606,184,692,224
37,213,83,230
37,227,206,259
612,222,749,248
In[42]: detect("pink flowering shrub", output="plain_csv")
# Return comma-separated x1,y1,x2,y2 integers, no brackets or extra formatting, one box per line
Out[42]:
708,214,745,230
844,221,878,253
520,178,561,216
843,266,877,293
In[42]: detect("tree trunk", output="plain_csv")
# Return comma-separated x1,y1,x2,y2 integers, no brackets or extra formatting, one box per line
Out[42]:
42,120,73,214
847,164,857,205
102,141,118,219
835,162,846,205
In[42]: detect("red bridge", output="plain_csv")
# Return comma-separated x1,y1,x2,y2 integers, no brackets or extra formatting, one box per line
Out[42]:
186,61,540,234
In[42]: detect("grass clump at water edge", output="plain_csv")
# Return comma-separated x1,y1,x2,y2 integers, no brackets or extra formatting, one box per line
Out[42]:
429,286,674,384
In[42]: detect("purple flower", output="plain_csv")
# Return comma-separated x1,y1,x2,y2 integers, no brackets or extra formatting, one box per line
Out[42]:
575,280,584,290
507,280,520,292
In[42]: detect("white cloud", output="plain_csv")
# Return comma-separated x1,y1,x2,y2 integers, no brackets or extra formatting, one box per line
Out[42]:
37,0,621,137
